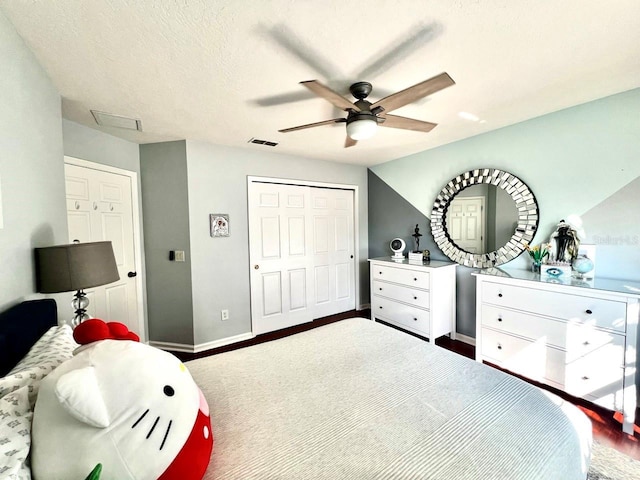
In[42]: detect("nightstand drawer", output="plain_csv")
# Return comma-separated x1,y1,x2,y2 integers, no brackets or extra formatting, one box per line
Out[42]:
372,265,430,290
373,280,430,309
373,297,430,335
481,282,626,332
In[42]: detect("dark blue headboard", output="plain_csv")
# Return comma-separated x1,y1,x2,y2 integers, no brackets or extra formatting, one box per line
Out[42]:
0,299,57,376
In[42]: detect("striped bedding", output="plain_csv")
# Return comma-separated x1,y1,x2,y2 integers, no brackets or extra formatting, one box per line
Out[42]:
188,317,592,479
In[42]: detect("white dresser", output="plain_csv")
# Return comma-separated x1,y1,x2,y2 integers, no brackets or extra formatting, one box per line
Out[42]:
369,257,457,341
474,269,639,434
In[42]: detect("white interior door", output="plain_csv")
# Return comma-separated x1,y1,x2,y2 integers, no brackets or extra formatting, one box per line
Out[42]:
311,188,355,318
446,196,485,253
249,181,356,335
249,183,313,335
65,163,140,334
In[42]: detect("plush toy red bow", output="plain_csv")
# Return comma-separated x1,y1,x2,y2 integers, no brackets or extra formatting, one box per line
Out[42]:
73,319,140,345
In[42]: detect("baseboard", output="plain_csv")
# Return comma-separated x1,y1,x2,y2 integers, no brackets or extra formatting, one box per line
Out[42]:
150,332,255,354
455,332,476,346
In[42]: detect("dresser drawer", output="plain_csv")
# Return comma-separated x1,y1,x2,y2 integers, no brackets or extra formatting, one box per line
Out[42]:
565,346,624,407
480,327,566,385
372,280,430,309
481,282,626,332
372,265,430,290
481,304,624,360
372,296,430,335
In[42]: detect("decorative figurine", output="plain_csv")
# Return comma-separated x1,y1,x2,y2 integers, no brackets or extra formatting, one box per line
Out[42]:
411,224,422,253
549,219,581,264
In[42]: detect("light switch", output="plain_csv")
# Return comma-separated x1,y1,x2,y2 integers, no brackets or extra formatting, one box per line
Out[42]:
169,250,186,262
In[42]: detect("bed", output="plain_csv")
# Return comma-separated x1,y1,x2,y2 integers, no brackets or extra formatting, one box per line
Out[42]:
1,301,592,479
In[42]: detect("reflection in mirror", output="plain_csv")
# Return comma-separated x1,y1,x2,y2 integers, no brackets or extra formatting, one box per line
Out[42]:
431,168,539,268
445,184,518,254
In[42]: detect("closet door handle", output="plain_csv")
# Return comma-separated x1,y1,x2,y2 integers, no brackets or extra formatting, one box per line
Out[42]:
93,202,98,211
127,271,137,278
585,309,592,315
75,201,80,210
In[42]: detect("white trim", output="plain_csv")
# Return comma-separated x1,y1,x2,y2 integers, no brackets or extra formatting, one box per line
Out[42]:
455,332,476,346
150,332,255,354
247,176,360,334
63,156,146,342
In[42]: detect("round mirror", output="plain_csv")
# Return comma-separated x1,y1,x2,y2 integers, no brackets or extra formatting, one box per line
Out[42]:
430,168,539,268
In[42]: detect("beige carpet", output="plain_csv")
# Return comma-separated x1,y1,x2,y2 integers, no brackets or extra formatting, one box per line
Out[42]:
588,440,640,479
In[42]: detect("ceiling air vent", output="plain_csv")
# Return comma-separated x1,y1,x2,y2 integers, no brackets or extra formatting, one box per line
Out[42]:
248,138,278,147
91,110,143,131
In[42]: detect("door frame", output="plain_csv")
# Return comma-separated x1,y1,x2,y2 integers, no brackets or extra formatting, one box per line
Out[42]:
64,156,146,341
247,176,360,332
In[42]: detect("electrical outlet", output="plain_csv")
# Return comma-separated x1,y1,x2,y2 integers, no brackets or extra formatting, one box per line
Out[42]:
221,309,229,321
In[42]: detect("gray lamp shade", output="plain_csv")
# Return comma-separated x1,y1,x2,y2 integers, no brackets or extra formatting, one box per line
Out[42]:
35,241,120,293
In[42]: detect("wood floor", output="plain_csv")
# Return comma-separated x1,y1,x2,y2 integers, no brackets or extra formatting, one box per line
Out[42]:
173,309,640,461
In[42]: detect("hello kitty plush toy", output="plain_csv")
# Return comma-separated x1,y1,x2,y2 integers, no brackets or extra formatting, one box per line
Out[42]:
31,320,213,479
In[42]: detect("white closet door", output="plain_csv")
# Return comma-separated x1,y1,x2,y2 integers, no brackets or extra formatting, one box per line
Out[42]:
249,181,356,335
65,164,139,331
311,188,355,318
249,183,313,335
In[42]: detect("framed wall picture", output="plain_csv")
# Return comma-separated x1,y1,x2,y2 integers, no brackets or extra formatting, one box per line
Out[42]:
210,214,229,237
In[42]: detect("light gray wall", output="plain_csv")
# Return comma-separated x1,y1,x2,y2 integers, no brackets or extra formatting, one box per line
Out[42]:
140,141,194,344
0,11,67,312
185,141,369,346
62,119,148,332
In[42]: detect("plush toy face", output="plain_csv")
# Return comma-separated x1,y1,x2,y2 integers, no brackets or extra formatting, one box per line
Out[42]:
32,340,213,480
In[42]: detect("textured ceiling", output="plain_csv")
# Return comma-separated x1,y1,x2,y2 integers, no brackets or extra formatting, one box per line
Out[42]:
1,0,639,167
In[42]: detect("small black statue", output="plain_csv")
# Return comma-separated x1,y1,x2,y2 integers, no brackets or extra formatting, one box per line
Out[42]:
411,224,422,253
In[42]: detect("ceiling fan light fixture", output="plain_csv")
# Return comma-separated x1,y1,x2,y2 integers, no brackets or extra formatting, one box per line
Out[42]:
346,117,377,140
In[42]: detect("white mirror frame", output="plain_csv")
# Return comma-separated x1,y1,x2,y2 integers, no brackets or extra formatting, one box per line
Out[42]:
430,168,539,268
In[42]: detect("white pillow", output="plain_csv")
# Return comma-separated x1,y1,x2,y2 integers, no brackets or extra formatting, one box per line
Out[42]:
0,326,77,479
0,387,33,479
0,326,77,407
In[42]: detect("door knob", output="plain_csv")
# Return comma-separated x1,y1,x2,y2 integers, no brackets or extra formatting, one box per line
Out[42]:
254,265,260,270
127,271,137,278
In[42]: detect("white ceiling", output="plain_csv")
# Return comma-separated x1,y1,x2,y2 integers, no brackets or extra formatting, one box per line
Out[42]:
1,1,639,167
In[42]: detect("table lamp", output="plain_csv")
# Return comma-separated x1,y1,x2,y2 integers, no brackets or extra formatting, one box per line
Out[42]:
35,241,120,327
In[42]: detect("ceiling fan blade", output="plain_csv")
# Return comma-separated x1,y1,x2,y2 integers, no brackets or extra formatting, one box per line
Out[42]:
344,136,358,148
279,118,346,133
379,114,437,133
301,80,359,112
370,72,455,113
357,22,443,80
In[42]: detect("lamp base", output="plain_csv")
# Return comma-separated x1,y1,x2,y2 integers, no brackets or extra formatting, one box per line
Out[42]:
71,289,91,328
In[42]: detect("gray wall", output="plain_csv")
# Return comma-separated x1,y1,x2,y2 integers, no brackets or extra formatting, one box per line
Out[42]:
140,141,194,344
0,11,67,311
185,141,369,346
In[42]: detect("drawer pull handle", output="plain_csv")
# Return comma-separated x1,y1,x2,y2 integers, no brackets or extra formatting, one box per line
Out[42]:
379,306,383,309
498,293,503,298
497,344,502,350
414,278,417,281
379,271,382,275
581,376,589,381
413,317,418,321
585,309,592,315
583,341,590,346
497,317,503,322
379,287,382,291
413,296,417,300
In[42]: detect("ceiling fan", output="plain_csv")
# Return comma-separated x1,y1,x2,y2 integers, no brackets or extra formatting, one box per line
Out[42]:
278,72,455,148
